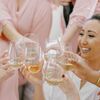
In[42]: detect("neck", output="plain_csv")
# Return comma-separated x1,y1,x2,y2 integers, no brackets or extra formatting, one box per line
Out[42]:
87,59,100,71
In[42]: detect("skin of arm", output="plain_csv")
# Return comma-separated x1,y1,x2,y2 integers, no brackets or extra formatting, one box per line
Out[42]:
0,67,14,84
33,84,45,100
28,73,45,100
74,64,100,87
59,76,80,100
2,20,23,42
81,68,100,87
27,75,45,100
21,63,45,100
62,23,81,45
70,59,100,87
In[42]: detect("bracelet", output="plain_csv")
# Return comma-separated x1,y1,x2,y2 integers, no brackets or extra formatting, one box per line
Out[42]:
96,77,100,86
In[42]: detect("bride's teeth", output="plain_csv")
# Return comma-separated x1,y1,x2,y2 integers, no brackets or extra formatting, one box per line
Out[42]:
82,48,89,51
81,48,90,53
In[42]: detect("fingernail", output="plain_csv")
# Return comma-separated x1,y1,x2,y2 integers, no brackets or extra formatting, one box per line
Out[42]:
62,74,65,78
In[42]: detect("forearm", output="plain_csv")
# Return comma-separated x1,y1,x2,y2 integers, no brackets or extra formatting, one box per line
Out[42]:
2,20,22,41
23,71,45,100
59,77,80,100
33,84,45,100
62,23,81,45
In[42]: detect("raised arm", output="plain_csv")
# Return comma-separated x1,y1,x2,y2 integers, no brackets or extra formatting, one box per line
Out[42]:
62,0,98,45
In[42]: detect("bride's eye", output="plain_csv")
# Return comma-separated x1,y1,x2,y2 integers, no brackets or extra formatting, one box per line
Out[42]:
79,32,84,36
88,34,95,38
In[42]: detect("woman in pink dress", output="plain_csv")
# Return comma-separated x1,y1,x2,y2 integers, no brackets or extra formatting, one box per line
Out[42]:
0,0,52,100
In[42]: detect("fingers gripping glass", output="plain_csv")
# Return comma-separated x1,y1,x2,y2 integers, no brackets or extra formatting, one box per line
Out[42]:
44,59,64,85
8,42,24,69
43,40,65,85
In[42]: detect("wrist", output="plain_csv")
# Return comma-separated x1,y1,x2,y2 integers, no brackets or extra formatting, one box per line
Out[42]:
29,74,43,87
59,38,70,51
34,82,43,91
2,20,23,42
14,34,23,43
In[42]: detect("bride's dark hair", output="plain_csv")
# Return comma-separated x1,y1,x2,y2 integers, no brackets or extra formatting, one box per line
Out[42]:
90,14,100,21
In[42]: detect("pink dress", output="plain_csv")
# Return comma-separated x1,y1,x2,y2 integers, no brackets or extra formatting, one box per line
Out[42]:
0,0,52,100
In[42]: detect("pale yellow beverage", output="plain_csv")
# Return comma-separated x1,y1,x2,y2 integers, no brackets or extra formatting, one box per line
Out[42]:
44,66,64,85
45,77,63,85
27,63,41,74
